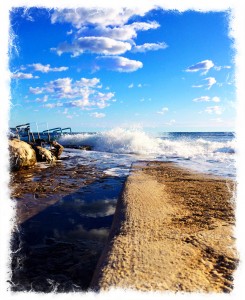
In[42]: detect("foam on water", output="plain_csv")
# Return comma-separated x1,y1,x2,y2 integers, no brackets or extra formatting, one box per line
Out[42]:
58,128,236,178
59,128,160,155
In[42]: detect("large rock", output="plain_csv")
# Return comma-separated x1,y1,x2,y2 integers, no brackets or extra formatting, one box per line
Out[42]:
33,145,57,163
50,141,64,159
9,139,37,171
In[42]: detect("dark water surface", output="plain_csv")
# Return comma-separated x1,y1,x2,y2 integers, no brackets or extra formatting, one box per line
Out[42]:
11,173,125,292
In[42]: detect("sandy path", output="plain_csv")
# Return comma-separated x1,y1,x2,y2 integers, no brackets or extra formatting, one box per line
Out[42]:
90,162,238,293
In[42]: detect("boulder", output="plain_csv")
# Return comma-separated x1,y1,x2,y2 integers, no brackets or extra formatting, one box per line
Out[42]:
9,139,37,171
50,141,64,159
34,146,56,163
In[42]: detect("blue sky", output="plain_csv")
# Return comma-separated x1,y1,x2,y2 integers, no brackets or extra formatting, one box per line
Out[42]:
9,7,236,133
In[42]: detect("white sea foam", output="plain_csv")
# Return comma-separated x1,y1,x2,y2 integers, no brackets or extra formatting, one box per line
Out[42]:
58,128,236,178
59,128,235,157
59,128,160,155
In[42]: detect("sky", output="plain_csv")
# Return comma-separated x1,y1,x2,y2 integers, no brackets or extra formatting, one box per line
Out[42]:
9,6,236,133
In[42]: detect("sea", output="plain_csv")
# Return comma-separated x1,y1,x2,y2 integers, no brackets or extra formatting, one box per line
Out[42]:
58,128,236,179
11,129,236,292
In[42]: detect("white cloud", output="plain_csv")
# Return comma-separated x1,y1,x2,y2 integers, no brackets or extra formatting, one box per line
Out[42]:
214,65,231,71
29,63,68,73
51,7,155,28
96,56,143,72
193,96,220,102
30,76,115,110
75,77,100,87
193,96,210,102
186,60,214,75
192,77,216,89
77,21,160,41
43,103,63,108
205,105,224,115
45,77,73,96
21,8,35,22
54,36,131,56
11,72,38,79
96,92,114,101
50,7,165,70
132,42,168,53
29,86,44,94
212,96,220,103
90,112,106,118
128,83,143,88
67,99,90,108
35,95,48,103
205,77,217,89
157,107,169,115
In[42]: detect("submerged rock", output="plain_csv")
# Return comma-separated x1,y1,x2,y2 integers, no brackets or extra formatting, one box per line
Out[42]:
34,145,56,163
9,139,37,171
50,141,64,159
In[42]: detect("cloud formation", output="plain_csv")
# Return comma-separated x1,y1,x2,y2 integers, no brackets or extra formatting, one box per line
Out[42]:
132,42,168,53
157,107,169,115
90,112,106,118
205,105,224,115
51,7,155,28
29,87,44,94
214,65,231,71
193,96,220,102
192,77,217,89
76,21,160,41
96,56,143,72
50,7,167,71
11,72,38,79
29,63,68,73
30,77,115,110
193,96,210,102
186,60,214,75
54,36,132,56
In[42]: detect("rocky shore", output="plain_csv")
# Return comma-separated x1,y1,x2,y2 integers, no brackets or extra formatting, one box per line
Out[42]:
9,146,123,292
9,138,64,171
91,161,238,293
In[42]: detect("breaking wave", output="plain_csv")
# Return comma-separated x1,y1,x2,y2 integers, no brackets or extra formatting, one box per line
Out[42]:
58,128,235,160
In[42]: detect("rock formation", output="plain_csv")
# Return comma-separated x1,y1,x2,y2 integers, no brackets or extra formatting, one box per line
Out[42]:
34,145,56,163
9,139,37,171
50,141,64,159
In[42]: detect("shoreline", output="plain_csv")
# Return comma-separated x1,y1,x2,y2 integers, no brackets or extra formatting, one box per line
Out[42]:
90,161,238,292
10,158,101,224
10,152,126,292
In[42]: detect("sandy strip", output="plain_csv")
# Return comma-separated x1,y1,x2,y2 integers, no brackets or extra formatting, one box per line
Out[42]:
90,161,238,293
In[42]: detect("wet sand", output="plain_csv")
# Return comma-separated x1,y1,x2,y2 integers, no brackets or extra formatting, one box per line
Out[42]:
91,161,238,293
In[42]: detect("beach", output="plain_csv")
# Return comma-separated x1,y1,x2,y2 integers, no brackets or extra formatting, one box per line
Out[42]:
91,161,238,292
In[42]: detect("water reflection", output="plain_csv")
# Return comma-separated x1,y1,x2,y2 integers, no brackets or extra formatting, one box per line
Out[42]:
11,177,125,292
